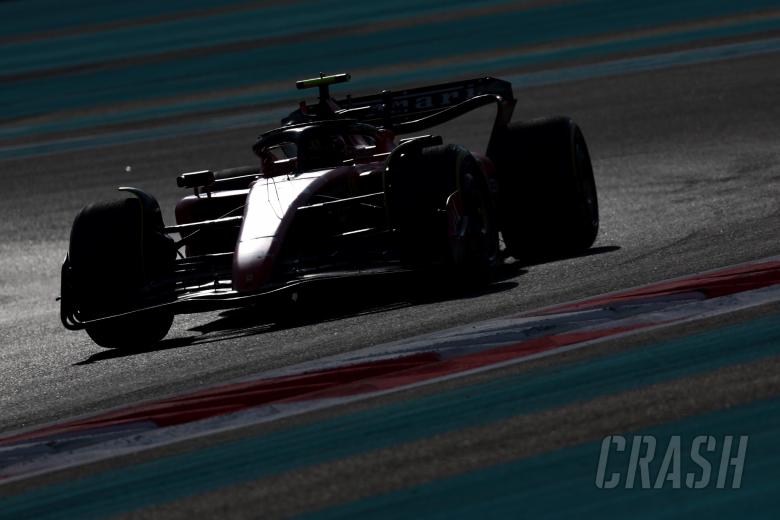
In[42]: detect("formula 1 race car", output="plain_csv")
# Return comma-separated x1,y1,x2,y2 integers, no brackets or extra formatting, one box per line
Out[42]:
61,73,598,349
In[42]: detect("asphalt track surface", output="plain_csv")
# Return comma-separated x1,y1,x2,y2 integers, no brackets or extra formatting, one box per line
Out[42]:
1,1,779,517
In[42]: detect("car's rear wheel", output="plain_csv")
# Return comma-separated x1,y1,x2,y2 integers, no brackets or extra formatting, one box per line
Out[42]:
491,117,598,262
387,144,499,286
68,198,175,349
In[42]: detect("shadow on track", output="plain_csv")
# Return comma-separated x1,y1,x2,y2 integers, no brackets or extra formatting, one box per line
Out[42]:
72,245,619,365
74,337,197,365
72,270,523,365
188,264,526,340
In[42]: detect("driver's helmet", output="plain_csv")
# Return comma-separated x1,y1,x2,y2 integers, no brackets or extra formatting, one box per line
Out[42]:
306,133,347,168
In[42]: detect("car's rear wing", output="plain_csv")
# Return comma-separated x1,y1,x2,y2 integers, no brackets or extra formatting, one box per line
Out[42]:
335,76,516,131
285,75,517,156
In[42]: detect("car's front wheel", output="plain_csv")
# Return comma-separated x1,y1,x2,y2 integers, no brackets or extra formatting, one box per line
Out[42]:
85,311,174,350
68,197,176,349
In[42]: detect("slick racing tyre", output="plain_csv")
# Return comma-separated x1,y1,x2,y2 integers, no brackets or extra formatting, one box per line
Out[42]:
491,117,598,262
82,311,174,351
68,197,175,349
387,144,499,286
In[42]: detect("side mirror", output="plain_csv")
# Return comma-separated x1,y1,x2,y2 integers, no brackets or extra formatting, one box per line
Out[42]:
177,170,215,189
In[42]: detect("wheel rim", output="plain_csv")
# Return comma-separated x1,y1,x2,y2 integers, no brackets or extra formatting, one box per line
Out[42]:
446,172,498,268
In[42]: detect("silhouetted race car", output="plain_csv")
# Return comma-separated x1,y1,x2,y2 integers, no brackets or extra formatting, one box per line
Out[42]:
61,73,598,349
